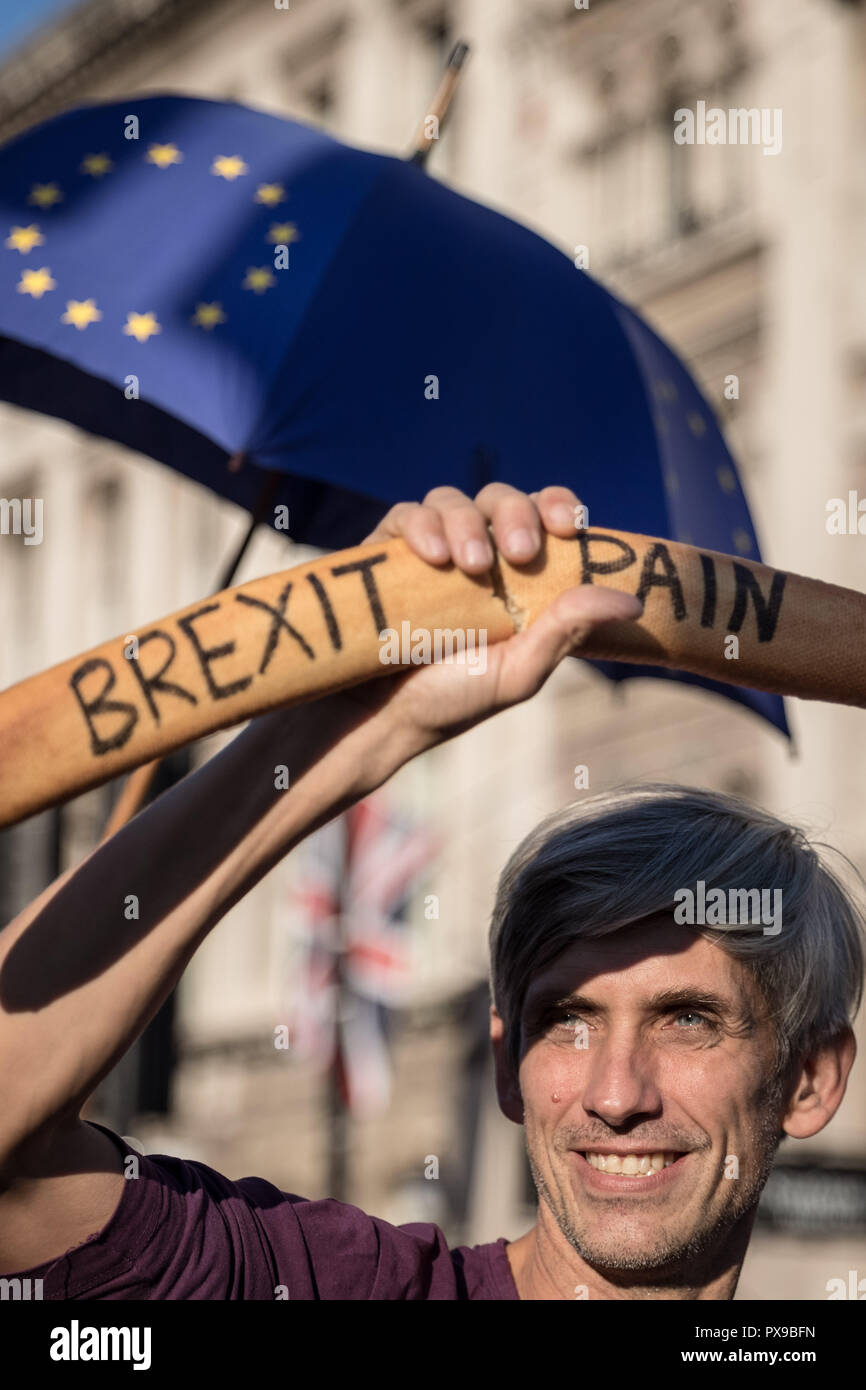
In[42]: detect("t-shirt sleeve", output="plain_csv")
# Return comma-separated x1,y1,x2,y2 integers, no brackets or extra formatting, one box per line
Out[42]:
36,1127,479,1300
236,1176,462,1300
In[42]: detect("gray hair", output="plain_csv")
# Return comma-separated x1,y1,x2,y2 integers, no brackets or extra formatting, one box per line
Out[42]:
489,783,865,1085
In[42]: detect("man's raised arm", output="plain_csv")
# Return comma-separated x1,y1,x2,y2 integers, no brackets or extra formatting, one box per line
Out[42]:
0,483,640,1182
0,688,417,1166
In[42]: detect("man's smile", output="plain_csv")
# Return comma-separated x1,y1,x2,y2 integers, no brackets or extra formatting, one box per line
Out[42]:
569,1148,692,1193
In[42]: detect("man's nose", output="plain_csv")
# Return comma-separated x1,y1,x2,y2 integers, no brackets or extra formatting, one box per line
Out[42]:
580,1032,662,1125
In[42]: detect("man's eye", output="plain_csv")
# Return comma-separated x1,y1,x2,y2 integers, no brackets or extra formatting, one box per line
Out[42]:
551,1011,584,1032
674,1011,711,1028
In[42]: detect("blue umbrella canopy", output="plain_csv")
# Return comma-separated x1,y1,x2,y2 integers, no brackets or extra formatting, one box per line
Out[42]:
0,94,786,732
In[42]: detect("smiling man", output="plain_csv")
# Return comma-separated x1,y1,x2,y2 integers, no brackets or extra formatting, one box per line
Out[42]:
491,787,863,1299
0,483,861,1301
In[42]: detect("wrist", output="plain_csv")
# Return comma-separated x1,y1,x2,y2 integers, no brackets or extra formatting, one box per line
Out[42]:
306,690,428,797
253,685,423,804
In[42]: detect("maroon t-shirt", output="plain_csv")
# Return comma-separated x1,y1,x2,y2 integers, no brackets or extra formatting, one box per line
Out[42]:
21,1126,519,1300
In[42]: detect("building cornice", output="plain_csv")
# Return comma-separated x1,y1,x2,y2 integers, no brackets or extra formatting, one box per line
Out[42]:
0,0,231,146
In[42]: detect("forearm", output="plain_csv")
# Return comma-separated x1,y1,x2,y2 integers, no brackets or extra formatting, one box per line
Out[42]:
0,687,414,1163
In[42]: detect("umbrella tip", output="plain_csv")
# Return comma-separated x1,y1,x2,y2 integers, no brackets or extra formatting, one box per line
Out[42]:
407,38,471,167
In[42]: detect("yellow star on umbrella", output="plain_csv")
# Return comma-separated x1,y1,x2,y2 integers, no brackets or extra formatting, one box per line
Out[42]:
267,222,300,244
243,267,275,294
255,183,286,206
28,183,62,208
17,266,56,298
61,299,102,330
6,224,44,253
123,311,161,342
212,155,248,180
146,143,183,169
192,302,226,330
81,153,113,177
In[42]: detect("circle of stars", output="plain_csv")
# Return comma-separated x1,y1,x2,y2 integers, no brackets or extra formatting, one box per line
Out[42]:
8,141,298,341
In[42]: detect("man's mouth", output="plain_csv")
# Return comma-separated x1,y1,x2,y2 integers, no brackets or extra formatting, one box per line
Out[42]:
580,1150,684,1177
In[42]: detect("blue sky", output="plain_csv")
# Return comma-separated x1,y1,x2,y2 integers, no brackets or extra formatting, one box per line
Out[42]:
0,0,82,57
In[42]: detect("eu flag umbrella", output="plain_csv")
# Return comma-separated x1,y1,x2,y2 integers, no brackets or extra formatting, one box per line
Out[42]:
0,93,786,733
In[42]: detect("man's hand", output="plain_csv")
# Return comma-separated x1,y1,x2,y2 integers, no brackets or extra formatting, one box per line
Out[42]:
347,482,642,757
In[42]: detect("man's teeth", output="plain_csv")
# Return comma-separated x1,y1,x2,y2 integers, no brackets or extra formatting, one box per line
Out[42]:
585,1152,679,1174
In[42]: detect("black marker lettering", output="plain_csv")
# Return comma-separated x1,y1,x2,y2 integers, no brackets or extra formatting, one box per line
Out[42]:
306,572,342,651
699,554,717,629
69,657,138,755
635,542,686,621
330,553,388,633
177,603,253,699
235,582,315,671
577,532,637,583
128,629,197,725
728,564,787,642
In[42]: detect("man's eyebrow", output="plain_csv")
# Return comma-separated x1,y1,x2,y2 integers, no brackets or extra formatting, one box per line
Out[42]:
523,988,601,1015
645,986,754,1020
523,984,751,1020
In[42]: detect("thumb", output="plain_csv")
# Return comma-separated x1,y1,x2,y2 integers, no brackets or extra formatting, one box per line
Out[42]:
494,585,644,705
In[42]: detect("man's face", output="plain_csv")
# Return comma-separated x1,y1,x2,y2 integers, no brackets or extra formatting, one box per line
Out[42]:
514,917,784,1276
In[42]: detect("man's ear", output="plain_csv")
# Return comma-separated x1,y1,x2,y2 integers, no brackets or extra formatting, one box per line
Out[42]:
490,1004,524,1125
782,1027,857,1140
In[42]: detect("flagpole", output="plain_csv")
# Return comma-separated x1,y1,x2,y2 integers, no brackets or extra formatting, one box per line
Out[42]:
327,812,351,1202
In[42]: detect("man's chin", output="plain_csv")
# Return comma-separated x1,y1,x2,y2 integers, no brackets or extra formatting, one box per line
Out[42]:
559,1193,754,1281
563,1214,702,1276
567,1231,698,1277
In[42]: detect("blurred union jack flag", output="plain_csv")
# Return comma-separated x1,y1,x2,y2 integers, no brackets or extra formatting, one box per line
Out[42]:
286,794,438,1117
